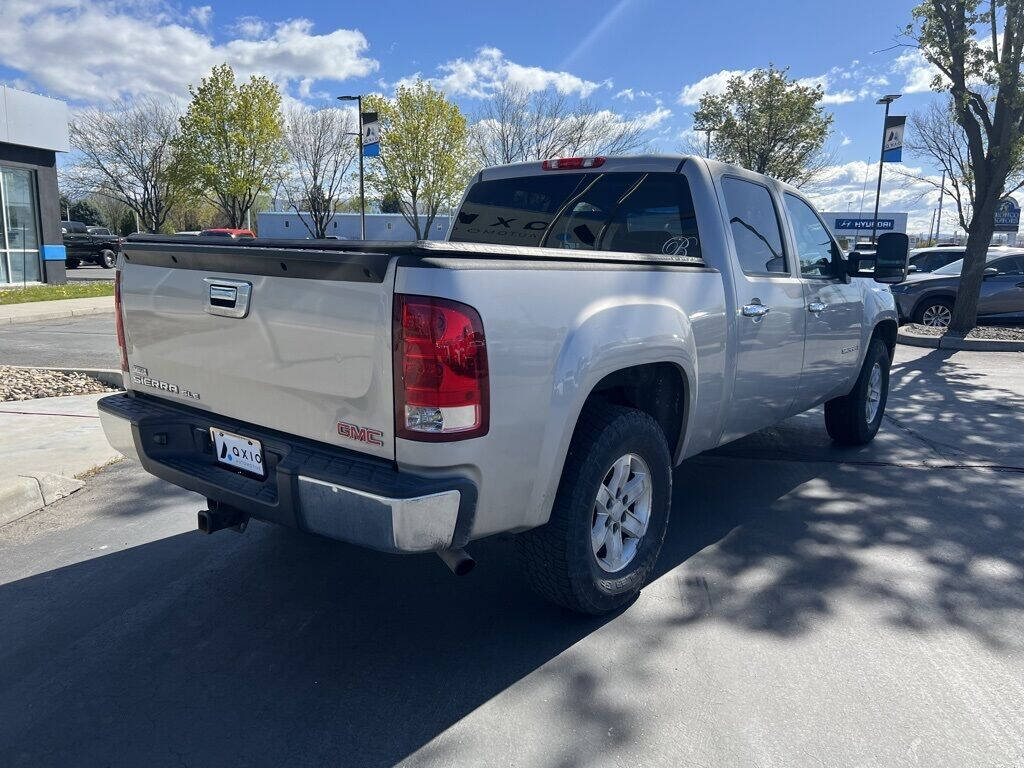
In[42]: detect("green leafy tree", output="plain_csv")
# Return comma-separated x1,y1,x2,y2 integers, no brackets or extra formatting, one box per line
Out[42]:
692,65,834,186
364,80,470,239
378,192,402,213
172,64,285,228
906,0,1024,334
68,199,104,226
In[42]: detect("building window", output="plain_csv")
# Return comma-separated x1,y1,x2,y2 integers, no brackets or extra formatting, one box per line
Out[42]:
0,167,42,284
386,222,393,230
284,220,289,228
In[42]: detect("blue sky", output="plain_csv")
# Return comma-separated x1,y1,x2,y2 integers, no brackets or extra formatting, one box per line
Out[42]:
0,0,949,230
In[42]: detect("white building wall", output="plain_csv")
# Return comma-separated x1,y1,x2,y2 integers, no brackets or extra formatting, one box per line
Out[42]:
257,212,451,241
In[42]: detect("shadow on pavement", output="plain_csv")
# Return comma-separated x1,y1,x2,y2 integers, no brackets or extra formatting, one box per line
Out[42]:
1,347,1022,767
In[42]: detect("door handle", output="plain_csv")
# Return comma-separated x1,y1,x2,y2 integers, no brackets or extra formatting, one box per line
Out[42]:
741,303,771,319
808,301,829,313
1015,281,1024,288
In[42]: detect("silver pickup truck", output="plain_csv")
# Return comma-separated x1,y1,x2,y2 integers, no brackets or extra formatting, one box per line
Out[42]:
99,155,908,614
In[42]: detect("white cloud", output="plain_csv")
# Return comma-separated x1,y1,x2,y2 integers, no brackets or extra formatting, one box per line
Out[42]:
615,88,653,101
401,47,607,99
188,6,212,29
891,50,942,94
0,1,378,103
234,15,269,39
680,64,884,109
677,69,752,106
805,160,946,232
637,106,672,130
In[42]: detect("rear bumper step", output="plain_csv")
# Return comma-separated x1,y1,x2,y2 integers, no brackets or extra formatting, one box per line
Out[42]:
97,393,476,553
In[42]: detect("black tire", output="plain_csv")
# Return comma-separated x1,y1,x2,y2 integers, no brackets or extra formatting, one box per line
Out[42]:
912,296,953,328
515,402,672,614
824,338,890,446
65,258,80,269
99,249,117,269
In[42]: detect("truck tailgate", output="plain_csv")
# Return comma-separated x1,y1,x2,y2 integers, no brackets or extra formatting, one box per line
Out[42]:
119,242,397,460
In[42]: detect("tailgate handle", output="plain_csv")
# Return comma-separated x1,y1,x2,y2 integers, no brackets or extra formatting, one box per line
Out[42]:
204,278,251,318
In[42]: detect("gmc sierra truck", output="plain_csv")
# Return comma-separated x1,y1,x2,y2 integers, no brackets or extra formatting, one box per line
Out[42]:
98,155,908,614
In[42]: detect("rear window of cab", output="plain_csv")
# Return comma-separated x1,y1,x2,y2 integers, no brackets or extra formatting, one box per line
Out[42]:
449,172,701,260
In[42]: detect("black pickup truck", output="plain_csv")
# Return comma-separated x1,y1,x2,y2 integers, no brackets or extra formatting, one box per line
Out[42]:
61,221,123,269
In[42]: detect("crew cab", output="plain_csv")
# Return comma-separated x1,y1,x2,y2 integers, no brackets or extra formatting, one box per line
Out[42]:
98,155,908,614
61,221,122,269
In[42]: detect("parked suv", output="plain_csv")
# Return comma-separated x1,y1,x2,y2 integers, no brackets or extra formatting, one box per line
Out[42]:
892,248,1024,326
61,221,122,269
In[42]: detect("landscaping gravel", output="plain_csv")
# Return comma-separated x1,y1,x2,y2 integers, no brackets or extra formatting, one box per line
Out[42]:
903,323,1024,340
0,366,119,401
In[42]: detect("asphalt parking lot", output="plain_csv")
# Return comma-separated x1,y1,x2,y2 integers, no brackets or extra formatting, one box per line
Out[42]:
0,314,119,369
1,346,1022,767
66,264,117,282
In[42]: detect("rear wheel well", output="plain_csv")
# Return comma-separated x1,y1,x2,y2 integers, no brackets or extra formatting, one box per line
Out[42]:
583,363,687,457
871,319,898,360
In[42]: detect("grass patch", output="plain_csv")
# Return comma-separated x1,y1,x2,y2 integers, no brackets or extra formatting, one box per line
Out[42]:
0,282,115,304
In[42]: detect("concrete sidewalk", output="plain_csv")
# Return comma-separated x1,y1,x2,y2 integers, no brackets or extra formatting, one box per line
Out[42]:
0,296,114,326
0,392,120,526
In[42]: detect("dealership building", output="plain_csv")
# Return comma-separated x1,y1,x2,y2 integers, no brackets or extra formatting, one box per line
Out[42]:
257,211,451,241
0,86,70,286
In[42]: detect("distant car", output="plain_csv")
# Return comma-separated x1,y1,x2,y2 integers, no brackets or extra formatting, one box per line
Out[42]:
200,228,256,239
61,220,123,269
891,248,1024,327
907,246,966,274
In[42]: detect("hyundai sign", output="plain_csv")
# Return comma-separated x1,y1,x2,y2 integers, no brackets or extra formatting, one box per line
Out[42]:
822,212,908,237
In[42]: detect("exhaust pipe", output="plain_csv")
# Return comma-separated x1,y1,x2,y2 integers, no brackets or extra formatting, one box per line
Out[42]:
437,547,475,576
197,504,247,534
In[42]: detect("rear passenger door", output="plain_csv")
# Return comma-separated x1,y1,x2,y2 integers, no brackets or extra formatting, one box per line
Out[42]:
719,176,807,444
783,193,864,409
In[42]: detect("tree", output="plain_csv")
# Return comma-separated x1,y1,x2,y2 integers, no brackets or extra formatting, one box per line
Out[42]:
907,0,1024,333
364,80,470,239
898,96,1024,235
692,65,834,186
66,96,181,233
379,192,402,213
172,64,286,228
279,105,357,239
470,83,647,166
67,199,103,226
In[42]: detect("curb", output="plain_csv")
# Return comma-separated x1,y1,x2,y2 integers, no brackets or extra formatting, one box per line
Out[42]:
0,472,85,527
0,304,113,326
898,331,1024,351
5,365,124,389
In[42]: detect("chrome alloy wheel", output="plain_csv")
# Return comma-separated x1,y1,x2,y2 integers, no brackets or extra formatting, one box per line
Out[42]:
921,303,952,328
865,362,883,423
592,453,653,573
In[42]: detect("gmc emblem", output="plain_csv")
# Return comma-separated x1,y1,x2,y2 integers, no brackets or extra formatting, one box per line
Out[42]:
337,421,384,447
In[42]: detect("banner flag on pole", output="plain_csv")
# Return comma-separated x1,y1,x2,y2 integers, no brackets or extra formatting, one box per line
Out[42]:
361,112,380,157
882,115,906,163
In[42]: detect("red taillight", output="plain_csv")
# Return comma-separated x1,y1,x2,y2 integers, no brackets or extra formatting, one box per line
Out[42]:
541,156,605,170
114,271,128,373
393,294,488,441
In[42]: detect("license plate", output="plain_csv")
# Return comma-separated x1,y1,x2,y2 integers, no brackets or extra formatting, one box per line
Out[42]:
210,428,265,477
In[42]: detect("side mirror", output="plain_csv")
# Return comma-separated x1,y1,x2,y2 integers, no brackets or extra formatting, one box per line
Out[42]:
907,264,920,273
983,267,999,277
872,232,910,284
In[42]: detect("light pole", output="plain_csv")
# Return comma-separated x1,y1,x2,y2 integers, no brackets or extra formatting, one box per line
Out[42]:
700,127,720,158
935,169,946,243
870,93,901,245
337,94,366,240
